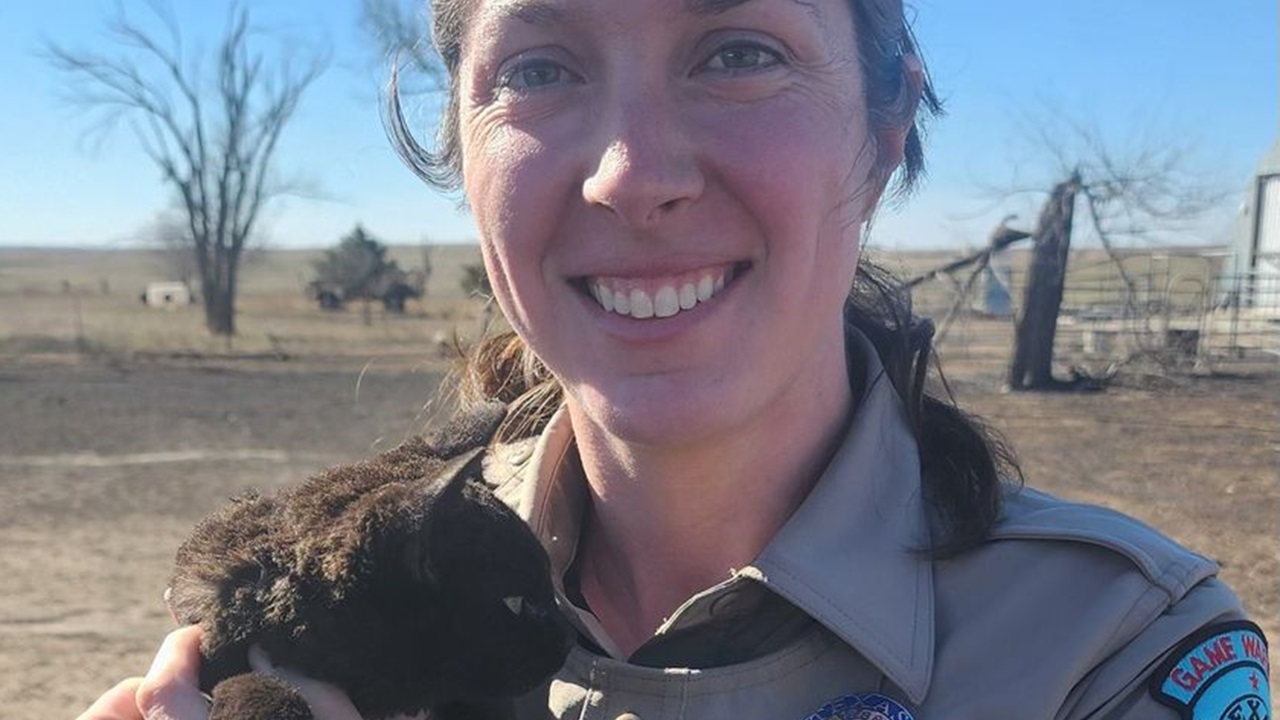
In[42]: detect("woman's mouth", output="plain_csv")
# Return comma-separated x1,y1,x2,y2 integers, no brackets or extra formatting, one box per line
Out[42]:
579,262,749,320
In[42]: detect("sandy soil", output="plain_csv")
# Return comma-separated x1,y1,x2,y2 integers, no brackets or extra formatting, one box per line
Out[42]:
0,356,450,718
1,355,1275,718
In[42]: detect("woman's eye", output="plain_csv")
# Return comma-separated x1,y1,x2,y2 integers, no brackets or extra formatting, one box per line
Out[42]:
498,59,572,91
702,42,784,74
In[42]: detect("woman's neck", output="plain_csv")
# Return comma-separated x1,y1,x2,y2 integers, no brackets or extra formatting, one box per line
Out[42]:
566,363,854,656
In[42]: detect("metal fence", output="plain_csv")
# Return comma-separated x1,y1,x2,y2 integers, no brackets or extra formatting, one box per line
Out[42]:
1057,272,1279,368
913,263,1280,375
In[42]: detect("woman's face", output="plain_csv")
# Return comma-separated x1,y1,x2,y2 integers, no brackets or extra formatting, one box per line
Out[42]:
458,0,884,445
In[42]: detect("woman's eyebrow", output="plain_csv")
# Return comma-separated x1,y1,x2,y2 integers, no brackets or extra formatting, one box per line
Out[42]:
489,0,576,26
494,0,756,23
687,0,820,19
488,0,813,25
687,0,755,16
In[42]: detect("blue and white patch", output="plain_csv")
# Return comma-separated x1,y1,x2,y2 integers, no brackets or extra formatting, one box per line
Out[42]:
804,692,914,720
1149,620,1271,720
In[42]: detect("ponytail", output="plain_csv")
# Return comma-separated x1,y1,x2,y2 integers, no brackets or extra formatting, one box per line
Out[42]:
844,260,1018,555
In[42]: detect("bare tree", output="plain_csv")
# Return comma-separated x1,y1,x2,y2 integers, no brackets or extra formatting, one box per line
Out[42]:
46,3,328,336
138,209,197,286
904,217,1032,344
904,217,1032,290
359,0,445,94
991,112,1226,389
418,239,434,297
1008,172,1082,390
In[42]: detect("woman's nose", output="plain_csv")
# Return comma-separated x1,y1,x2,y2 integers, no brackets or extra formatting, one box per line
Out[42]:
581,90,705,228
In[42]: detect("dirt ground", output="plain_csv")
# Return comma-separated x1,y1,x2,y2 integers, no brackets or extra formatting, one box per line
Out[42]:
0,354,453,718
1,353,1276,718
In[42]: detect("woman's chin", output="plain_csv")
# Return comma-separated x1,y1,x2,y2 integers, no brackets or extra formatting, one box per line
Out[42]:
566,378,750,450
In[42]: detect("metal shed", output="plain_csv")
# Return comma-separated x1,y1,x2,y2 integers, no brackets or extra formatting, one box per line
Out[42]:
1222,138,1280,312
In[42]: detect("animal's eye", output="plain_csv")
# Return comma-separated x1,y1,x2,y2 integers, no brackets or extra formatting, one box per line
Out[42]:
700,41,785,75
502,595,525,615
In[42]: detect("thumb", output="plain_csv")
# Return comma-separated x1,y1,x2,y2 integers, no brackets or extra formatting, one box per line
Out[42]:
75,678,145,720
135,626,210,720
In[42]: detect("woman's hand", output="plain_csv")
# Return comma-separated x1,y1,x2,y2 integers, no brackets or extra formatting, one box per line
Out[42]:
74,678,145,720
76,625,208,720
75,628,368,720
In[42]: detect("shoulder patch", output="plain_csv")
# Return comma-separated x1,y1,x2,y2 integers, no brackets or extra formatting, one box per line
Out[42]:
1149,620,1271,720
804,692,914,720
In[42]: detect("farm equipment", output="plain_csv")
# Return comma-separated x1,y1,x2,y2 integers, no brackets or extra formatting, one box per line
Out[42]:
306,268,425,313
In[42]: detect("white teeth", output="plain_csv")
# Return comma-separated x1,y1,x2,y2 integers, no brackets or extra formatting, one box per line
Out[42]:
679,283,697,310
697,275,715,302
630,289,654,319
596,284,614,312
591,267,736,319
654,286,679,318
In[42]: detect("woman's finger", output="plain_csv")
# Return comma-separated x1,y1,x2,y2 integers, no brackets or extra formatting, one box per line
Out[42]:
135,625,210,720
247,645,363,720
75,678,145,720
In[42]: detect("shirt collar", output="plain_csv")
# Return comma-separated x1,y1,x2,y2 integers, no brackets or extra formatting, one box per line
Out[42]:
505,407,629,657
508,330,935,700
747,329,935,702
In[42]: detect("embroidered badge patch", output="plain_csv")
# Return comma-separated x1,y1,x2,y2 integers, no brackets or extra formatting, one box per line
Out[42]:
804,692,915,720
1149,620,1271,720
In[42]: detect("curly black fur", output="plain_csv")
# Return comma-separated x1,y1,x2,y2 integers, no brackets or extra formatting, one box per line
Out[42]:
167,405,572,720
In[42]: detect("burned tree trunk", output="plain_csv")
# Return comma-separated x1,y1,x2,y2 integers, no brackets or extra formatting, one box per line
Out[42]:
1008,172,1081,390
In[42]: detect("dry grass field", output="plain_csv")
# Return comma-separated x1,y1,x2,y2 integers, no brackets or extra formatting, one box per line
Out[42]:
0,245,1275,717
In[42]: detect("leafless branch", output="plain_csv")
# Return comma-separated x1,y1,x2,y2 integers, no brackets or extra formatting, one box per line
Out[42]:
904,220,1033,288
44,2,328,335
988,105,1232,380
998,107,1230,247
359,0,446,94
935,255,992,345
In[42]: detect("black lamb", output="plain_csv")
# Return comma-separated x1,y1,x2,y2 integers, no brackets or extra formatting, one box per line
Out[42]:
166,405,573,720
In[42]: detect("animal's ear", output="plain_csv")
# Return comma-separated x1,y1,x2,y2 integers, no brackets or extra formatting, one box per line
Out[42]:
400,445,487,585
427,402,507,458
311,446,487,590
420,445,485,500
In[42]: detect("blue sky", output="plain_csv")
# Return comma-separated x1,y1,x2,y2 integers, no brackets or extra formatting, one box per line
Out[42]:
0,1,1274,250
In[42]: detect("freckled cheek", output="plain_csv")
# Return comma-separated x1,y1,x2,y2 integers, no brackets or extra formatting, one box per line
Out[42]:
467,115,583,234
695,103,869,237
464,126,580,320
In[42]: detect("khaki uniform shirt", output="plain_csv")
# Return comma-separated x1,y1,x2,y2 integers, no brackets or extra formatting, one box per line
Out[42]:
479,341,1266,720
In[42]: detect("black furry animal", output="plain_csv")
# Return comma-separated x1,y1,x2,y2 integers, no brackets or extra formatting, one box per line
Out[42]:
166,405,573,720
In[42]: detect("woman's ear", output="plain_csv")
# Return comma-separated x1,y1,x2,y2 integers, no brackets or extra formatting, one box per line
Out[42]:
870,53,925,202
881,53,924,162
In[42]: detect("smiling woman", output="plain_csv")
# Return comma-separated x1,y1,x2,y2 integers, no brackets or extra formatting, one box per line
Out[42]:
460,0,883,467
78,1,1269,719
